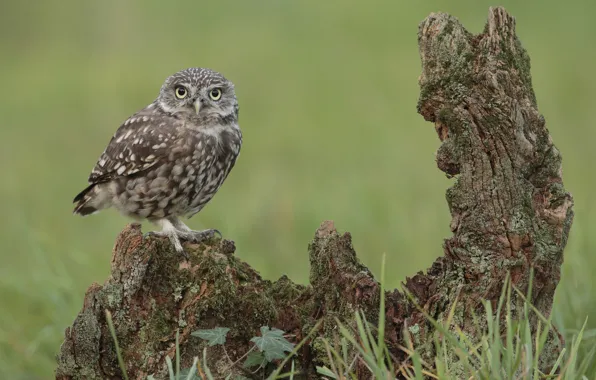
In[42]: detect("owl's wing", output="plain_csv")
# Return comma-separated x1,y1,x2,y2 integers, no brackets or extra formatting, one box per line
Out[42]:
87,112,185,184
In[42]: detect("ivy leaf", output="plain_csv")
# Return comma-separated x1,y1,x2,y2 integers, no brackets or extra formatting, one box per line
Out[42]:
250,326,295,362
191,327,230,346
243,350,267,369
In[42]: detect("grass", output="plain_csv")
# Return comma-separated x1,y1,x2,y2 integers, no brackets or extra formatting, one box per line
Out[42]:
313,271,594,379
1,0,595,378
106,258,594,379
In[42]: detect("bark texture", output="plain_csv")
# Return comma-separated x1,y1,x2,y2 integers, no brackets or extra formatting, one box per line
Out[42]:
56,7,573,379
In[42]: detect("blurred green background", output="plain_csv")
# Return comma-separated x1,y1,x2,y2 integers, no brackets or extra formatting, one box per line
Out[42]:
1,0,595,377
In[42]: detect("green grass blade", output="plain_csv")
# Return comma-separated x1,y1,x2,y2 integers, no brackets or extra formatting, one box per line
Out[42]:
202,347,215,380
548,347,566,376
105,310,130,380
316,366,337,378
354,310,372,355
166,355,175,380
175,329,180,379
376,253,386,369
185,357,199,380
268,319,323,379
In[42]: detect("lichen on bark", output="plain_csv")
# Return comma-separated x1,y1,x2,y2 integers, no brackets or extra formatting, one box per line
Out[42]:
56,6,573,379
411,6,573,371
56,221,381,379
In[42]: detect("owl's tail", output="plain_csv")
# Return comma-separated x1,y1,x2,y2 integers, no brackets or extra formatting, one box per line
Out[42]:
73,183,109,216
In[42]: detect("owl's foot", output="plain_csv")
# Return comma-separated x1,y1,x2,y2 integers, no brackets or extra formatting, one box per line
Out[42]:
176,228,222,243
147,218,222,256
144,220,189,259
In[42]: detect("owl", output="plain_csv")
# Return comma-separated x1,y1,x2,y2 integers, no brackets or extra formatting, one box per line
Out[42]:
73,67,242,257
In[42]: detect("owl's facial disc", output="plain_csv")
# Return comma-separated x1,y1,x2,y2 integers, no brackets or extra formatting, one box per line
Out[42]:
156,68,237,123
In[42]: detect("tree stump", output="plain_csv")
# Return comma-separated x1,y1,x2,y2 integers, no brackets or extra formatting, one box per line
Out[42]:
56,7,573,379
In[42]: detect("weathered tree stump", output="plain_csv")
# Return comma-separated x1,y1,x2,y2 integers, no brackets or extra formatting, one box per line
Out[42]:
56,7,573,379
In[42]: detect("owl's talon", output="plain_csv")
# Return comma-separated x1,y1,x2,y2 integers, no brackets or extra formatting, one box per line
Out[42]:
179,247,190,260
178,228,221,243
144,231,165,239
142,227,189,259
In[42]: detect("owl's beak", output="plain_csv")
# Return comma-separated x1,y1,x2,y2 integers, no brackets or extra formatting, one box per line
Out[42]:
193,99,201,115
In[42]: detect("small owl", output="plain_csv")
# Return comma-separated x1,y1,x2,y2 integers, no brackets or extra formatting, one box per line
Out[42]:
73,67,242,257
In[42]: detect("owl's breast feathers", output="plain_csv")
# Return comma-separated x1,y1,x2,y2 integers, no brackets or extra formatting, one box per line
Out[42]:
184,126,242,217
74,106,241,219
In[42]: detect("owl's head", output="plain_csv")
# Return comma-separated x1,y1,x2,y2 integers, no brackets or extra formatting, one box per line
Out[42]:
156,67,238,123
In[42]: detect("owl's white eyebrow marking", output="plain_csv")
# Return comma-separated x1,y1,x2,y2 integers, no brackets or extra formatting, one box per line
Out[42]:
174,82,192,91
158,103,176,114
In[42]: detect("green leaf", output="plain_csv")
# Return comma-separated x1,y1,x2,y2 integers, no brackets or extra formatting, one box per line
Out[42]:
243,350,267,368
191,327,230,346
250,326,295,362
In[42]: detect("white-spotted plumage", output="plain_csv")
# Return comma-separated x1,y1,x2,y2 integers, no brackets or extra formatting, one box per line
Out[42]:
74,68,242,257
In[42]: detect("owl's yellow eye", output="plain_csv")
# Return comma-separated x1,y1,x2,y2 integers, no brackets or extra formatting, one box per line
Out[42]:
209,88,222,101
175,86,188,99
